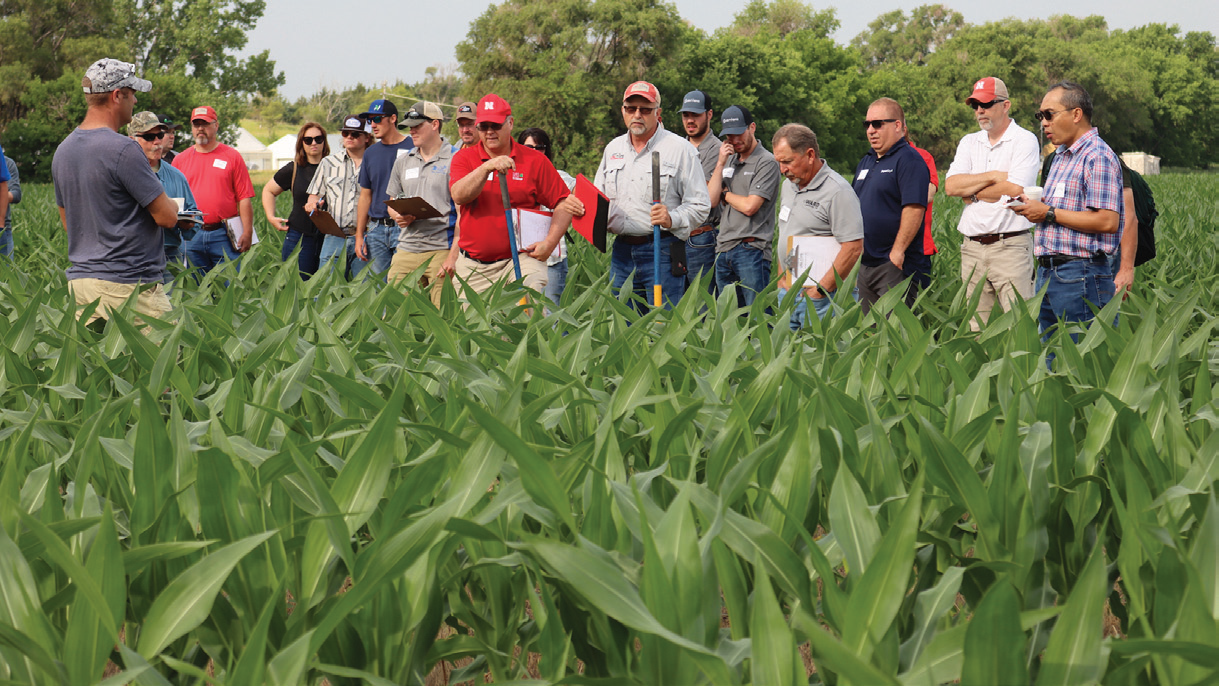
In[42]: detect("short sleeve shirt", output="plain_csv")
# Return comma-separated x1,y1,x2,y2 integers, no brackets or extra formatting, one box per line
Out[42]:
272,161,320,235
386,139,456,252
359,138,415,220
852,138,930,267
1036,127,1123,257
717,143,782,259
307,148,361,235
53,127,166,283
594,127,711,241
945,121,1040,237
171,143,254,224
449,141,570,262
693,134,722,228
778,161,864,250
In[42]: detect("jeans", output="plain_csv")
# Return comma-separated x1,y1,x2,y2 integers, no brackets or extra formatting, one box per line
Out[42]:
0,226,12,258
715,243,771,309
319,234,369,280
185,229,241,274
546,258,568,307
777,286,835,331
1035,256,1115,339
364,222,399,279
685,228,718,296
281,228,324,279
610,233,686,311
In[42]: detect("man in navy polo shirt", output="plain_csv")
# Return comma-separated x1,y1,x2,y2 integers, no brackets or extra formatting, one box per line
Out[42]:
354,99,414,279
852,97,930,315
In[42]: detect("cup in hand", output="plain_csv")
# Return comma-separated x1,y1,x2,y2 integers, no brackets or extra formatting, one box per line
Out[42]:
1023,186,1043,204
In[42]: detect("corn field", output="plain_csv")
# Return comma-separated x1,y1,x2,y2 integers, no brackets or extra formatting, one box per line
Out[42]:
0,175,1216,685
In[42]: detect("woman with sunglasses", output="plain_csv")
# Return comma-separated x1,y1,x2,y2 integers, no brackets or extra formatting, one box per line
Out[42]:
516,127,576,307
262,122,330,278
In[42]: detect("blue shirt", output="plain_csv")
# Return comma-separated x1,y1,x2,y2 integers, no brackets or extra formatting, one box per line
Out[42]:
0,142,9,183
852,137,929,267
155,161,199,252
358,138,415,220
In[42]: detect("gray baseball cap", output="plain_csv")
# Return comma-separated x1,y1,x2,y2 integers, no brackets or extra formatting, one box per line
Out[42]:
128,111,167,135
679,90,711,114
83,58,152,94
720,105,754,136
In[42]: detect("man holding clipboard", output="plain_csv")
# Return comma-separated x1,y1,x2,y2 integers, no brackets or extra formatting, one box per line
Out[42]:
772,124,864,330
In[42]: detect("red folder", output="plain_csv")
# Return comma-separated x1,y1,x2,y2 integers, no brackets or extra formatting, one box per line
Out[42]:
571,174,608,253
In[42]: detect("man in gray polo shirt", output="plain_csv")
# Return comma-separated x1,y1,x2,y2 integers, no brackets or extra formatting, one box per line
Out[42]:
773,124,864,329
706,105,781,308
386,101,457,305
679,89,721,296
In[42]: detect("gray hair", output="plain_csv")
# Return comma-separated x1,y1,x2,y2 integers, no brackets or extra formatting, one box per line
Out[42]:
1046,81,1093,122
772,123,820,156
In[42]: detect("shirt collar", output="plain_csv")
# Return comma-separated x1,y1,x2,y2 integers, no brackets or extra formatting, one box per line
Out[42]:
798,160,832,192
876,136,910,160
1060,127,1099,157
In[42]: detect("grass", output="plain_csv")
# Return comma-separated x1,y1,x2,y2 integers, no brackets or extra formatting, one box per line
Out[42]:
0,175,1216,685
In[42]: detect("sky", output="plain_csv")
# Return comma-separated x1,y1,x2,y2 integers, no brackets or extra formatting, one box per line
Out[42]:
240,0,1219,101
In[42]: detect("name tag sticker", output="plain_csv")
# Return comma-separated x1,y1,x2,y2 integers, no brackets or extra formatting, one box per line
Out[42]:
213,159,228,170
1053,182,1066,198
403,168,420,180
487,172,495,181
779,206,791,222
722,167,735,179
396,149,409,158
857,169,868,180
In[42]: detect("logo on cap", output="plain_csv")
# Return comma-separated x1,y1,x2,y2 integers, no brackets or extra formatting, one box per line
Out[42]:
193,107,207,117
975,79,986,91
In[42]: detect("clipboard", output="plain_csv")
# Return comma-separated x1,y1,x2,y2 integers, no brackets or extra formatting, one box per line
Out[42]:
385,196,444,220
308,209,348,238
571,174,608,252
787,235,841,288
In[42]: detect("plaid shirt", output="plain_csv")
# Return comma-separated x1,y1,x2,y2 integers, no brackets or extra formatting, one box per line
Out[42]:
1036,127,1123,257
307,148,362,236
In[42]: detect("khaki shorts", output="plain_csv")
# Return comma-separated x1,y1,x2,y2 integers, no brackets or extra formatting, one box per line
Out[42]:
387,249,448,306
69,278,172,325
454,252,547,302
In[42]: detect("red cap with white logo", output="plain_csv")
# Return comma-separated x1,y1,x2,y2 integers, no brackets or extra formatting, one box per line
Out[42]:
966,77,1009,106
476,94,512,124
622,81,660,104
190,106,218,123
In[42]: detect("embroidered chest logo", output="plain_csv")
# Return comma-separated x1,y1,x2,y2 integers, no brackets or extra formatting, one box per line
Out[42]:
512,172,525,181
611,153,625,161
803,199,821,209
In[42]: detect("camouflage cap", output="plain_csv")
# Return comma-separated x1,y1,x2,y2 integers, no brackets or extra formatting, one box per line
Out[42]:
400,101,446,128
128,111,167,135
83,58,152,94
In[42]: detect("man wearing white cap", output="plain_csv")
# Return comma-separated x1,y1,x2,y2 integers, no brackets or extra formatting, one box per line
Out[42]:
945,77,1040,330
307,114,373,279
52,58,179,323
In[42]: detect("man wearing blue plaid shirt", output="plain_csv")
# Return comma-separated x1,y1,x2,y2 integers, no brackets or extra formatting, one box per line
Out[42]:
1011,81,1123,338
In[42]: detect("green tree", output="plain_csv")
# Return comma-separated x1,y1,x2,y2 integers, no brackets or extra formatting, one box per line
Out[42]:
852,4,964,67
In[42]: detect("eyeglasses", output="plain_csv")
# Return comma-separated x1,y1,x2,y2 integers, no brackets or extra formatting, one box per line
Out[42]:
478,122,503,132
1035,108,1072,122
137,132,167,141
301,135,325,145
525,143,546,151
863,119,898,129
971,99,1005,110
367,115,388,124
341,130,364,138
623,105,657,115
191,120,212,127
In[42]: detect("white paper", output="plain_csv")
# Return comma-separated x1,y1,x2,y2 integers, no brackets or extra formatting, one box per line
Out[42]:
514,208,552,249
172,197,185,212
213,159,228,170
778,205,791,222
722,167,735,179
402,167,420,181
225,215,260,248
1053,182,1066,198
788,235,841,288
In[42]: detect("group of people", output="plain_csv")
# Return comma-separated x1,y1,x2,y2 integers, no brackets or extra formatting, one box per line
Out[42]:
49,57,1132,344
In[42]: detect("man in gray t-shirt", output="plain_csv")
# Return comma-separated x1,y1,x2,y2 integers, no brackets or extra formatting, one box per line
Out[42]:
679,90,721,296
52,58,178,324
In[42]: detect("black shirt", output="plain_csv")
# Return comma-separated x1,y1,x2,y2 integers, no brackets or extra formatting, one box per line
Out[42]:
273,161,320,235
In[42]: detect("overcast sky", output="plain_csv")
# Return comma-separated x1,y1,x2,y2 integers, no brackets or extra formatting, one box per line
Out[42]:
240,0,1219,101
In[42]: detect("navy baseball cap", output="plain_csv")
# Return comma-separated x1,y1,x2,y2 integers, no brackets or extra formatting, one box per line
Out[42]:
361,99,398,119
679,90,711,114
720,105,754,136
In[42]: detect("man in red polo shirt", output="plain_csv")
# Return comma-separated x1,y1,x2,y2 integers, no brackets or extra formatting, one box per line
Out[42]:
440,94,574,296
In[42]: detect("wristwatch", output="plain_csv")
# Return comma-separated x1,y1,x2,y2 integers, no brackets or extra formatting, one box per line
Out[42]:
1044,206,1057,225
970,194,979,203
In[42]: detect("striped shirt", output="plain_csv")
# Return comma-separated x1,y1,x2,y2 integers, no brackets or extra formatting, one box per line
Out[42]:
1037,127,1123,258
307,148,362,236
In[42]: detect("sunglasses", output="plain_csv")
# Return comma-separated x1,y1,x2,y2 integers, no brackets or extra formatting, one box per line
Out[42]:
191,120,212,127
478,122,503,132
366,115,388,124
863,118,898,129
525,143,546,151
341,130,364,138
971,99,1004,110
622,105,657,115
137,131,167,141
301,135,325,145
1035,108,1072,122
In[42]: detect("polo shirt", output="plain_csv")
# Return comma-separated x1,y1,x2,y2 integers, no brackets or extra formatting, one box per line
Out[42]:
717,143,781,259
449,141,569,262
359,137,415,221
852,137,929,267
693,134,722,228
778,161,864,248
386,137,456,253
946,120,1040,237
1036,127,1123,258
594,127,710,241
172,143,254,224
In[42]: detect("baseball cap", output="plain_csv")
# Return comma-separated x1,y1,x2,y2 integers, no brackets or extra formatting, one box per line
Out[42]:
454,101,477,122
400,101,447,128
190,106,218,123
966,77,1009,106
623,81,660,104
679,90,711,114
340,115,372,134
476,94,512,124
83,58,152,94
361,99,399,119
128,111,167,135
159,114,182,130
719,105,753,136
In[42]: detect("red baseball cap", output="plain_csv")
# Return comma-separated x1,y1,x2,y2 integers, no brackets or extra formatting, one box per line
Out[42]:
476,94,512,124
623,81,660,103
190,105,218,123
966,77,1009,106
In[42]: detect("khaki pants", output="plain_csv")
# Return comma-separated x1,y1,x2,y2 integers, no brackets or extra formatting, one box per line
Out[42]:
454,253,547,302
961,231,1034,330
387,249,448,306
69,278,172,326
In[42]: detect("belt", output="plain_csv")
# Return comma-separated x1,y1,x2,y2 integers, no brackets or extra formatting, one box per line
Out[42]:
201,222,226,232
689,224,716,237
369,217,396,227
460,249,503,265
967,229,1030,245
740,237,759,243
1037,252,1107,269
617,234,652,246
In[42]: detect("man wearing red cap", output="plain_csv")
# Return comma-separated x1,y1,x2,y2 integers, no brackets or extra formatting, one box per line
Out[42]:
576,81,710,311
442,94,574,296
173,105,255,273
945,77,1040,330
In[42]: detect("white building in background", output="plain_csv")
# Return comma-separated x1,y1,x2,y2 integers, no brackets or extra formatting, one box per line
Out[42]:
1122,152,1161,175
269,135,296,170
234,127,272,171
